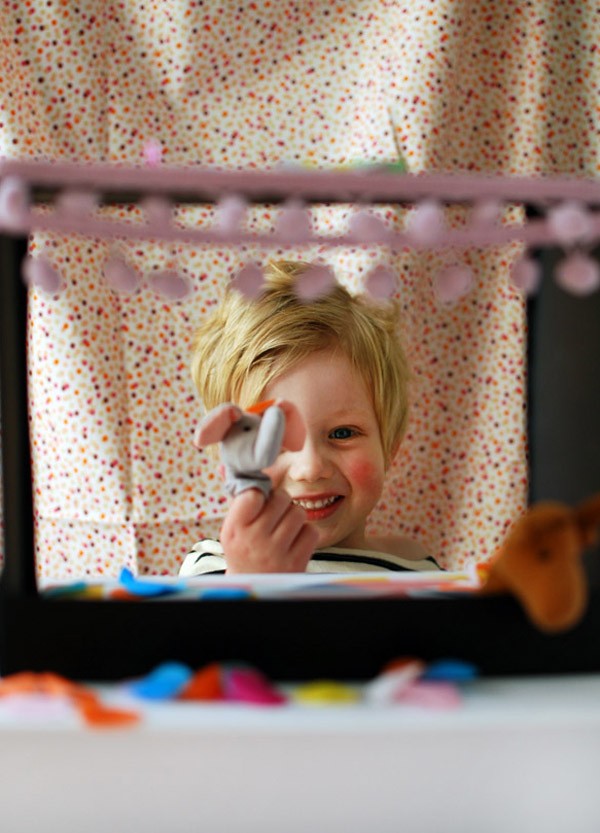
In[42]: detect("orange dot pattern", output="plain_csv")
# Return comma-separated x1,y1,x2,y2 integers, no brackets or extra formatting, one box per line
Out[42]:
0,1,597,577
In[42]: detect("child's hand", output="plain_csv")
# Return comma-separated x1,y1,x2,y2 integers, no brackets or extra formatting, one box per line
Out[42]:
220,488,319,574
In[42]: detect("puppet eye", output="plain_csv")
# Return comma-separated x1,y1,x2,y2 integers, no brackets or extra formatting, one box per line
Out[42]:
243,425,252,432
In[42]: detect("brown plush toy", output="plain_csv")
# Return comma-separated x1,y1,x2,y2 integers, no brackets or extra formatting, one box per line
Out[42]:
480,493,600,633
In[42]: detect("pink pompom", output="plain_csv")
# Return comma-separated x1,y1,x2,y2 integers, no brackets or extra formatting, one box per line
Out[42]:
510,255,541,295
547,201,593,245
56,188,98,216
217,194,248,234
364,264,397,300
294,263,336,301
276,200,311,243
103,256,140,294
230,263,264,299
348,210,390,244
434,263,474,304
22,255,63,295
143,139,163,166
142,196,173,227
147,270,191,300
471,199,501,227
0,176,29,231
555,252,600,296
407,200,445,246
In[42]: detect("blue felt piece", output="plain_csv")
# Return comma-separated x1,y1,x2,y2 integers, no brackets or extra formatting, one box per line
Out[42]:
118,566,182,597
199,588,252,600
422,659,479,682
128,662,194,700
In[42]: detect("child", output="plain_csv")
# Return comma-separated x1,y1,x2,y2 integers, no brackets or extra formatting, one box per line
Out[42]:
180,260,440,575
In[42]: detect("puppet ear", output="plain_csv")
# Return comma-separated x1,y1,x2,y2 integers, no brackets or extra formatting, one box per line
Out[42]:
194,403,242,449
574,493,600,548
276,400,306,452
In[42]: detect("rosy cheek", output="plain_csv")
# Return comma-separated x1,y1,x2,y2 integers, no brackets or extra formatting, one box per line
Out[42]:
347,459,383,492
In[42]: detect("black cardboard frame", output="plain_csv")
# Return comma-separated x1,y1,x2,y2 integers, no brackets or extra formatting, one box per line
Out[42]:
2,211,600,682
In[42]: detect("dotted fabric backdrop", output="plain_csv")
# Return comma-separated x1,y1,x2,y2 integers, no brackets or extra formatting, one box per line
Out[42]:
1,1,598,578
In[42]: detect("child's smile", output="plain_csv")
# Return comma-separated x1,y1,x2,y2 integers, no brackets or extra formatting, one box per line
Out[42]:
264,349,387,550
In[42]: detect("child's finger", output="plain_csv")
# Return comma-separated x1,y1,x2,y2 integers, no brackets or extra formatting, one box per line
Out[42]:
270,501,308,550
288,524,320,571
227,489,266,527
260,488,299,534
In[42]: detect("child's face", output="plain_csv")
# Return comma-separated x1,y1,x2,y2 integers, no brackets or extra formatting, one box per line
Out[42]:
263,349,387,551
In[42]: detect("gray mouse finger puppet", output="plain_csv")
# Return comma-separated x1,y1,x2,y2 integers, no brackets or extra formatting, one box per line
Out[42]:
194,398,305,498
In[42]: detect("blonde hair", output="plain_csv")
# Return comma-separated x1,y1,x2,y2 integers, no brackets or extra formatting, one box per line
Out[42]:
191,260,410,463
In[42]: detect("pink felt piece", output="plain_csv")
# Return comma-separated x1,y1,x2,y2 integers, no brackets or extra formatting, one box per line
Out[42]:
276,400,306,452
397,680,462,709
224,667,286,705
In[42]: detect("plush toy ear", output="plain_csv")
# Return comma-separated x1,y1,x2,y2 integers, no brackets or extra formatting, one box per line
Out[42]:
194,403,242,449
574,492,600,548
276,400,306,452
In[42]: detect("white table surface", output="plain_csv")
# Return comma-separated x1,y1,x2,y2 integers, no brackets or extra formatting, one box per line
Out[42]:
1,673,600,833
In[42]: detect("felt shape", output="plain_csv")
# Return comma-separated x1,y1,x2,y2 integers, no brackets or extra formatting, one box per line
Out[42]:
128,662,193,700
0,672,140,728
397,680,462,709
118,566,182,597
480,494,600,632
291,680,360,705
223,666,287,705
194,399,305,497
178,663,225,701
364,659,425,705
421,659,478,682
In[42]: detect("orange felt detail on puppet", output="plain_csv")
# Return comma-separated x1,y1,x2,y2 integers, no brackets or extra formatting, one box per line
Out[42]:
480,493,600,633
246,398,276,415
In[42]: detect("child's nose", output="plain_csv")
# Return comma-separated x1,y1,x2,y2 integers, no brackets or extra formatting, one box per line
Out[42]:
288,438,332,482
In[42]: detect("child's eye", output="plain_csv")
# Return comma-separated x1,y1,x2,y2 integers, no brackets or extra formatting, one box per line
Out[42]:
329,426,357,441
